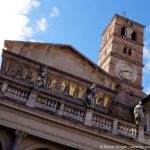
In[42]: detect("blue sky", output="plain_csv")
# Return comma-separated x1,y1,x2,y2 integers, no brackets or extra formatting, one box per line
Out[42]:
1,0,150,94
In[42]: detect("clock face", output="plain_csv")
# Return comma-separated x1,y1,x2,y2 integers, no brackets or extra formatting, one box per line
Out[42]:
115,61,137,82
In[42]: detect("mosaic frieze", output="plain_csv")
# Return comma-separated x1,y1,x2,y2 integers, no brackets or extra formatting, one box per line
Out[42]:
4,59,111,107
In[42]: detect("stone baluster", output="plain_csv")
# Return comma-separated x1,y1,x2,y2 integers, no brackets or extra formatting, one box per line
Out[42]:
26,90,37,108
11,130,26,150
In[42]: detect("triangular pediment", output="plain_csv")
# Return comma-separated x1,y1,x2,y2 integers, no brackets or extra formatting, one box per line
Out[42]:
4,40,118,90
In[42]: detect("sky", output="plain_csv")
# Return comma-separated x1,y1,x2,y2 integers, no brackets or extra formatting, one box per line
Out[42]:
0,0,150,94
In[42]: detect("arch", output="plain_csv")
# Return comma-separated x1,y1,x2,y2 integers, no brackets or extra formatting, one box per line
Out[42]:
23,143,59,150
123,47,127,54
131,31,136,41
0,133,7,150
128,49,132,56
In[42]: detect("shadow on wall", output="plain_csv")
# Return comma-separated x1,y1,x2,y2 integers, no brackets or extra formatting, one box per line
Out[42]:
0,142,2,150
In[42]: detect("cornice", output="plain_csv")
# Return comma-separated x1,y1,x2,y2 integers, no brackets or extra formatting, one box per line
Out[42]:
112,76,142,90
110,52,144,67
102,14,145,36
100,51,143,68
114,32,144,47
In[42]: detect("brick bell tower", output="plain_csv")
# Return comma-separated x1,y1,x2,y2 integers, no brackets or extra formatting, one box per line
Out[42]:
98,14,145,105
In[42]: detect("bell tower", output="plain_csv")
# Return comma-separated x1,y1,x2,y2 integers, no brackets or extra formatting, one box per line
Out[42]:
98,14,145,102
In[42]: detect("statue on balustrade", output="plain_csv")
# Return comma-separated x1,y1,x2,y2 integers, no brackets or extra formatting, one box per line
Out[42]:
134,101,145,125
35,66,47,87
85,83,97,107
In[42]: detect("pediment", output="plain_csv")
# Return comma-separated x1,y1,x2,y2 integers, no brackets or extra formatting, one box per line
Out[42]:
4,40,118,90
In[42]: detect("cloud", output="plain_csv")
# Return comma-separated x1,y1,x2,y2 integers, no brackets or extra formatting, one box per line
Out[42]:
29,39,44,43
0,0,40,53
37,18,48,32
50,7,60,17
144,86,150,95
143,44,150,59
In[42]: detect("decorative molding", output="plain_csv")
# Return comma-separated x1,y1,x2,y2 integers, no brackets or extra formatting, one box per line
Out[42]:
114,101,132,111
114,32,144,47
110,52,143,67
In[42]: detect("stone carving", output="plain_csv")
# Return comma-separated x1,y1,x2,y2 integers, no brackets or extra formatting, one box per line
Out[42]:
73,84,79,98
15,65,24,79
64,81,70,94
85,83,97,107
35,66,47,87
134,101,145,125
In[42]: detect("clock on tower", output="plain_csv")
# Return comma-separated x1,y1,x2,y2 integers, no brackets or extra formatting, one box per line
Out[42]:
98,14,145,100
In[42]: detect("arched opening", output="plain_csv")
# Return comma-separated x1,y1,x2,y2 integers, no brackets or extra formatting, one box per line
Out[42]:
123,47,127,54
0,142,3,150
128,49,132,56
131,31,136,41
121,27,126,36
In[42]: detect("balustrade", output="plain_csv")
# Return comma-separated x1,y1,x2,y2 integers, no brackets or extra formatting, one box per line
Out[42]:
4,85,30,102
92,113,113,130
0,79,138,140
63,104,86,121
35,95,60,112
117,121,137,137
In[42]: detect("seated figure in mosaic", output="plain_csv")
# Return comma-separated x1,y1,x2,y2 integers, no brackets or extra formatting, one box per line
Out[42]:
85,83,97,107
26,69,33,81
64,81,70,95
15,65,24,79
73,84,79,98
134,101,145,125
35,66,47,87
54,79,62,91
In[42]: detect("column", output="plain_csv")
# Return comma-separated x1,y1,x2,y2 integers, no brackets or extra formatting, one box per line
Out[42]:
11,130,26,150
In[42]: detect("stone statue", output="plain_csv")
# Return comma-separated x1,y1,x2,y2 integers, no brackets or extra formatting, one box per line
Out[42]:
134,101,145,125
85,83,97,107
35,66,47,87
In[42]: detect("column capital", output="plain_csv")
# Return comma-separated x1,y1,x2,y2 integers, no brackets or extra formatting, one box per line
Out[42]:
15,130,27,138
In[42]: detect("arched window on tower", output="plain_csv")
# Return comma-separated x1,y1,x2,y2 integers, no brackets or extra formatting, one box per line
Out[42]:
128,49,132,56
121,27,126,36
123,47,127,54
131,31,136,41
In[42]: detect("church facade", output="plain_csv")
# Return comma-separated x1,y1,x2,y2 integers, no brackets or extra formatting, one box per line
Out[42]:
0,14,150,150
